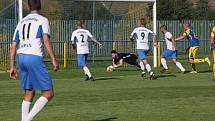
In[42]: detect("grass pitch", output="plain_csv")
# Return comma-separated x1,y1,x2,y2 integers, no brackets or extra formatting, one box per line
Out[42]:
1,61,215,121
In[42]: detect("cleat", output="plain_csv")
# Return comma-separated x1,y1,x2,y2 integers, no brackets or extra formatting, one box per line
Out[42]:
160,68,169,74
190,71,198,74
141,72,146,77
89,77,96,81
205,57,211,66
150,74,157,80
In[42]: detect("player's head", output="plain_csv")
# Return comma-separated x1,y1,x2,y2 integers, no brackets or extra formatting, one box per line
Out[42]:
111,50,118,59
28,0,41,11
76,20,83,28
160,25,168,34
140,17,147,27
183,22,190,30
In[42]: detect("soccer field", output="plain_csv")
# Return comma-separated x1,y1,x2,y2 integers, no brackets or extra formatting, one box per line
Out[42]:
1,63,215,121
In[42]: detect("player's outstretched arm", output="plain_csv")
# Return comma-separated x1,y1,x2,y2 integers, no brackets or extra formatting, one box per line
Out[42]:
175,35,186,41
113,59,123,68
43,35,59,71
10,43,18,80
171,36,176,50
92,37,102,48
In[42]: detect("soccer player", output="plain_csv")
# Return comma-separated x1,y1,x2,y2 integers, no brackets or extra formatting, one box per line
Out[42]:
10,0,59,121
109,50,140,70
175,22,210,73
130,17,157,80
71,20,102,81
210,26,215,80
160,25,186,73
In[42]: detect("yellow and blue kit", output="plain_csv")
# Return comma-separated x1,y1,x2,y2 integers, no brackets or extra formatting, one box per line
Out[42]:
183,29,200,59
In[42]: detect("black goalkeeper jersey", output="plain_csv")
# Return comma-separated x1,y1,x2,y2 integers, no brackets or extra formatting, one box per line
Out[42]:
113,53,138,64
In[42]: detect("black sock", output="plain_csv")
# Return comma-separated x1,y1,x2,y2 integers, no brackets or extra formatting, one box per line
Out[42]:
191,64,196,71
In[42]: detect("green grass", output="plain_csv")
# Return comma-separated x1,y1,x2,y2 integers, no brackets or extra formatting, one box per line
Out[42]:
1,61,215,121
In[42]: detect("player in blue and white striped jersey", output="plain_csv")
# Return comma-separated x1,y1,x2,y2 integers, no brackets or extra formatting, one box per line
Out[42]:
160,25,186,73
130,18,157,80
10,0,58,121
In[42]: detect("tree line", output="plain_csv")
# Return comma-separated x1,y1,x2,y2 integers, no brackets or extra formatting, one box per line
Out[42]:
157,0,215,20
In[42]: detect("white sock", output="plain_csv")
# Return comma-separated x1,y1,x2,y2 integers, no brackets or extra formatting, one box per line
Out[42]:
161,58,168,69
26,96,48,121
22,100,31,121
176,62,185,72
139,61,145,71
83,66,92,78
145,64,152,73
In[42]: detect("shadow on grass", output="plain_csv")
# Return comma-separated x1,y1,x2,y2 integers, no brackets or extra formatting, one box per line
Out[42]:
91,117,117,121
95,77,122,81
157,74,177,78
198,70,212,73
116,69,140,72
142,74,176,80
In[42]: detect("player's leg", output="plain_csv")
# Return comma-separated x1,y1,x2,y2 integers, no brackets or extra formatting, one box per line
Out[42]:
172,50,186,73
192,47,211,66
22,55,54,121
137,49,146,76
172,59,185,72
22,90,35,121
139,50,156,79
18,54,34,121
78,54,94,81
142,50,156,79
139,61,146,77
160,49,170,73
135,61,141,68
161,49,173,73
189,47,197,73
161,57,168,70
143,59,156,80
26,90,54,121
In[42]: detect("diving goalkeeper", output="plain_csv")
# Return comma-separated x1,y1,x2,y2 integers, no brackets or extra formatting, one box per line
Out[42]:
108,50,141,70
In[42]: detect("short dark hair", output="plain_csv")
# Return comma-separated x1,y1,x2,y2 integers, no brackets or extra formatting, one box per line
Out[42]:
160,25,167,30
111,50,117,54
76,20,83,27
28,0,41,11
140,17,147,26
184,22,190,27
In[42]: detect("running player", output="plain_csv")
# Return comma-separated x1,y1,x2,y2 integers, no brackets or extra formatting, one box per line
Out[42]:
71,20,102,81
130,17,157,80
175,22,210,73
160,25,186,73
109,50,140,70
10,0,59,121
210,26,215,80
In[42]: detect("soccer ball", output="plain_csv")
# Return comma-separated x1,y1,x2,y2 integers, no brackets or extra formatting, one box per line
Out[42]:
106,65,114,72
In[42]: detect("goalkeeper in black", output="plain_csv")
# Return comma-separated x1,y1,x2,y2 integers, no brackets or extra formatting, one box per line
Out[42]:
110,50,141,69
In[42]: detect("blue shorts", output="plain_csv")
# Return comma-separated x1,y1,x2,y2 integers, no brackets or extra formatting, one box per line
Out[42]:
78,54,88,67
136,49,148,60
161,49,177,59
18,54,53,90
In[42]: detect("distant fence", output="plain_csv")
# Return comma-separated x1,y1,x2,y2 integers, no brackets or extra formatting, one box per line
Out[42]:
1,19,215,70
1,19,215,43
0,40,212,71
